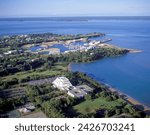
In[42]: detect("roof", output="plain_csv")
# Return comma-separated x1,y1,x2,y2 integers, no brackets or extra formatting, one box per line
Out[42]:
52,77,73,90
68,85,93,98
76,85,93,93
68,88,87,98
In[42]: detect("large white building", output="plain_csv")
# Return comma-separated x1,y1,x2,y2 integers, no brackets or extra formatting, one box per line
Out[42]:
52,77,73,91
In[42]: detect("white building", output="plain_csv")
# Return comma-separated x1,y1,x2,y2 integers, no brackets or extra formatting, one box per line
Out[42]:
52,77,73,91
49,48,60,55
18,103,35,114
4,50,17,55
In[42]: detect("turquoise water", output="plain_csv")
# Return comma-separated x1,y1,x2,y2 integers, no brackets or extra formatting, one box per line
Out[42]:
0,17,150,107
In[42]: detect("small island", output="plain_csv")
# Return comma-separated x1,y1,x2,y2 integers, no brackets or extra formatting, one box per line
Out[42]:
0,32,149,118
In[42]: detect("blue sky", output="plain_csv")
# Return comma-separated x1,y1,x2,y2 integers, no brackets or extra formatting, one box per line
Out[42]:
0,0,150,17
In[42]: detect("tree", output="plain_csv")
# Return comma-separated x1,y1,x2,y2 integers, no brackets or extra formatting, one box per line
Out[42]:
105,96,113,101
26,85,40,101
66,97,76,106
100,91,108,98
41,100,65,118
115,109,121,115
85,95,92,100
35,97,42,107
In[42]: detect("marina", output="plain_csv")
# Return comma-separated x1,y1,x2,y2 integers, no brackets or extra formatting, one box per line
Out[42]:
28,37,113,54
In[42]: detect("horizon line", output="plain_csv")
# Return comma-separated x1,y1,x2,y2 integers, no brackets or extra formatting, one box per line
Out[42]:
0,15,150,19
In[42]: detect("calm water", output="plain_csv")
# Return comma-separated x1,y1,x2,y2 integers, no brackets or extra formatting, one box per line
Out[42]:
0,17,150,107
30,44,68,53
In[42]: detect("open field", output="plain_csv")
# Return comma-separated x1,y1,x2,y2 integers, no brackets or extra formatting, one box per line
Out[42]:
2,69,61,81
73,97,121,114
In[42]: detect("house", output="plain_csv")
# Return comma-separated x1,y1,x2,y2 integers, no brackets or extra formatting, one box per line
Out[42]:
25,103,35,111
18,103,35,114
18,108,31,114
52,77,73,91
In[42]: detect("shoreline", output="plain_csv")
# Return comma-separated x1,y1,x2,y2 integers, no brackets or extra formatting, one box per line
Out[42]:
128,49,143,53
108,87,150,115
67,63,72,71
68,63,150,115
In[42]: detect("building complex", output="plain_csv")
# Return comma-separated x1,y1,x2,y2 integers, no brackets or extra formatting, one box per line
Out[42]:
52,77,93,98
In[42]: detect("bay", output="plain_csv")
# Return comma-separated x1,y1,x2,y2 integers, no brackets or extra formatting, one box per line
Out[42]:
0,17,150,107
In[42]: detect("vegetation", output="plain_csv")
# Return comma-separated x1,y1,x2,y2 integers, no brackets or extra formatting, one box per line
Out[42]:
0,32,104,50
0,32,147,118
65,72,145,118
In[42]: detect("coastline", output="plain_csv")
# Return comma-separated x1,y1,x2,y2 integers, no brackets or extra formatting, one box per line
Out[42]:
67,63,72,71
68,63,150,115
108,87,150,115
128,49,143,53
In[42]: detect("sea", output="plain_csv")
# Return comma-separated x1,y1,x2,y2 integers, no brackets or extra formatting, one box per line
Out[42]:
0,16,150,107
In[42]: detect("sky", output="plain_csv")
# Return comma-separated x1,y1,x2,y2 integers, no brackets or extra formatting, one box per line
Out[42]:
0,0,150,17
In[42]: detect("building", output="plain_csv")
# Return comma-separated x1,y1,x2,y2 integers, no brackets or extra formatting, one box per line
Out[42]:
3,50,17,55
52,77,73,91
67,88,87,98
52,77,93,98
18,103,35,114
76,85,93,93
68,85,93,98
49,48,60,55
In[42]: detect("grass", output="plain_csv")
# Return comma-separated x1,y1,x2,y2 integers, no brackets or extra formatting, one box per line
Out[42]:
2,69,62,81
2,62,68,81
52,62,68,71
73,97,120,114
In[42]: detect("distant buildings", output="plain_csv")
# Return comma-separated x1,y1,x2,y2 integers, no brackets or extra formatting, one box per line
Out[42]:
52,77,93,98
3,50,23,55
4,50,17,55
48,48,60,55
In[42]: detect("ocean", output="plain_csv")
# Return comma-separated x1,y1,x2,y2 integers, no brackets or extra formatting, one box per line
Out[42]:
0,17,150,107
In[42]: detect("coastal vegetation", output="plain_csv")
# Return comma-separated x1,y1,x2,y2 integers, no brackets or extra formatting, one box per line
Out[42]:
0,32,148,118
0,32,104,51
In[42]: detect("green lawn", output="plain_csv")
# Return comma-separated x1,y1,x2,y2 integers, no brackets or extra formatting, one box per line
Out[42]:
2,69,61,81
73,97,121,114
52,63,68,71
